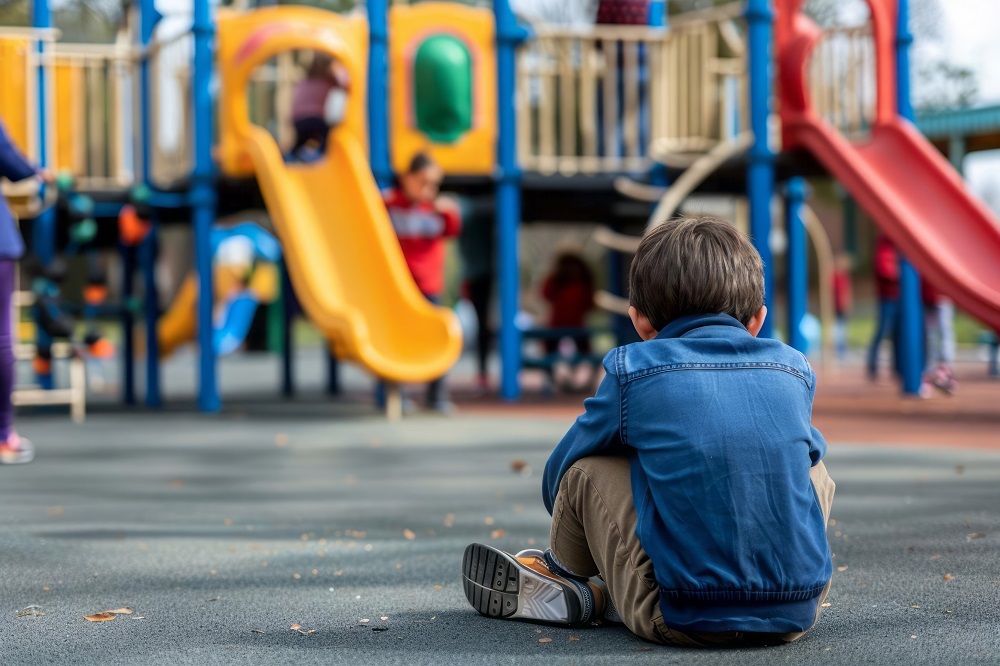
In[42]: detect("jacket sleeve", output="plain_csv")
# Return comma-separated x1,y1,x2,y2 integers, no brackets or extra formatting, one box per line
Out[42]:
440,206,461,239
542,348,626,513
805,365,826,466
0,121,38,183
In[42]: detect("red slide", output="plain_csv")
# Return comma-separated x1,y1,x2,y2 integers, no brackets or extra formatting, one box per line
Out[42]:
776,0,1000,330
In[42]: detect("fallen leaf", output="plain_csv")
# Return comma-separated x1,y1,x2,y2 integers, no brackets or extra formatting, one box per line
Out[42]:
538,638,552,643
836,566,848,572
484,517,495,526
433,585,442,590
134,616,145,620
297,629,316,635
47,506,64,516
42,587,49,591
223,518,233,526
169,479,185,488
569,636,580,641
290,624,302,630
380,617,389,621
910,606,921,609
293,573,301,580
821,603,831,608
943,573,954,581
335,570,344,576
491,529,506,539
359,619,370,624
443,513,455,528
105,608,133,615
945,610,953,614
966,532,986,539
312,569,319,575
929,555,942,560
828,518,837,527
83,613,116,622
910,635,918,639
511,459,527,473
210,570,217,575
403,529,416,541
251,629,266,634
275,434,290,447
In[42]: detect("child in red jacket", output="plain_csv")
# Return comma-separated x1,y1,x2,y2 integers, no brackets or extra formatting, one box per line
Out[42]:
383,152,461,411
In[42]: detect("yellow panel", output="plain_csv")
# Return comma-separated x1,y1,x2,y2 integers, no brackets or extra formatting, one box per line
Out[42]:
53,64,84,173
0,37,34,158
389,2,496,176
216,6,369,177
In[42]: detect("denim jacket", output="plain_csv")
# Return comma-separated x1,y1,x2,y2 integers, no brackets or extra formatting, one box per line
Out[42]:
0,119,36,260
543,313,832,634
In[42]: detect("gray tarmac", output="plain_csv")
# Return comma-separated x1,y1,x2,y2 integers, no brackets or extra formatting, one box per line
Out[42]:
1,365,999,664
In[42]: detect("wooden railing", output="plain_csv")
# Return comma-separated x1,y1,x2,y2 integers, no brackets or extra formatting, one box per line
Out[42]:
246,52,304,154
517,4,748,176
807,24,876,139
147,31,195,187
50,43,135,190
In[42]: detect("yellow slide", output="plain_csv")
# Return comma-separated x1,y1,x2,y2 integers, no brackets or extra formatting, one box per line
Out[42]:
243,125,462,383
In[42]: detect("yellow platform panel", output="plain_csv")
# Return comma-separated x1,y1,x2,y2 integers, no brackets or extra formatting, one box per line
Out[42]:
0,37,34,159
389,2,496,176
53,64,84,174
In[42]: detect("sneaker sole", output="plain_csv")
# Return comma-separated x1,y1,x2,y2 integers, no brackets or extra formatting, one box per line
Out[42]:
462,543,582,624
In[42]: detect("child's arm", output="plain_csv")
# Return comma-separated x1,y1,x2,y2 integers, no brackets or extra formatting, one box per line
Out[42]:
542,349,625,514
0,121,39,183
435,196,462,238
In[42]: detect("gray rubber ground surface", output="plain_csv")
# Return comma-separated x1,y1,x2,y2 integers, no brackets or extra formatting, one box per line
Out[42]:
2,400,999,664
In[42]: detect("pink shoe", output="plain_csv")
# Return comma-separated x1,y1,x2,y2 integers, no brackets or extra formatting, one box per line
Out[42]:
0,433,35,465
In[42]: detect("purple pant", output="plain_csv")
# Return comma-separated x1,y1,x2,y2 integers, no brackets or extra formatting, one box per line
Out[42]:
0,260,15,441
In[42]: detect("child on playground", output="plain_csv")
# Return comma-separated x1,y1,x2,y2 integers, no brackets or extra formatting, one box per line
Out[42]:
384,152,461,411
540,249,595,390
0,117,53,464
832,253,853,361
290,51,350,159
462,216,835,647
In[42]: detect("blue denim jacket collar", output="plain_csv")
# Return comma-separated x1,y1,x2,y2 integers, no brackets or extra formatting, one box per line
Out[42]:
655,313,748,341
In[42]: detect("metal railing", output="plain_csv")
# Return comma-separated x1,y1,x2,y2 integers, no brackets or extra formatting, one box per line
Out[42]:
517,4,748,176
807,24,876,138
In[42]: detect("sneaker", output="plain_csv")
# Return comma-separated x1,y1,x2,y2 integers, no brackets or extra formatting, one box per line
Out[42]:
929,365,957,395
462,543,601,625
0,434,35,465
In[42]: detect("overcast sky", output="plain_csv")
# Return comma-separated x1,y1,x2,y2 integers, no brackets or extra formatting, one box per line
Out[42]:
938,1,1000,204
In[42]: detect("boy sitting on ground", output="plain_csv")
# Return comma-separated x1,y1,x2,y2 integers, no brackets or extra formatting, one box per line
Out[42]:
462,216,835,647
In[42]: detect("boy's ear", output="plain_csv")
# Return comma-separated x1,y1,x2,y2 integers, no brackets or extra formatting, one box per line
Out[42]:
628,306,659,341
746,305,768,337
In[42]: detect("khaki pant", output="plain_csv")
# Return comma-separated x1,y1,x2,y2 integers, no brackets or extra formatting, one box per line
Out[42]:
549,456,835,647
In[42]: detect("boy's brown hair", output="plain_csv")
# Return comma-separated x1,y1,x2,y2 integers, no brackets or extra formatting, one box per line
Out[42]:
628,216,765,331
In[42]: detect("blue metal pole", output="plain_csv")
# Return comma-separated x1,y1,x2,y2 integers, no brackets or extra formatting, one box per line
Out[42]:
745,0,775,338
31,0,55,390
30,0,52,264
138,0,162,407
495,0,528,400
192,0,219,412
367,0,392,189
895,0,922,395
784,177,808,352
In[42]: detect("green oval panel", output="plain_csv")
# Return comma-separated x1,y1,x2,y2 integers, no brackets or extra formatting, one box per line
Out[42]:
413,34,473,144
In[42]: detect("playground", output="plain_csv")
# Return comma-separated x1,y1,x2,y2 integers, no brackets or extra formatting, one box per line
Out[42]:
3,0,1000,662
